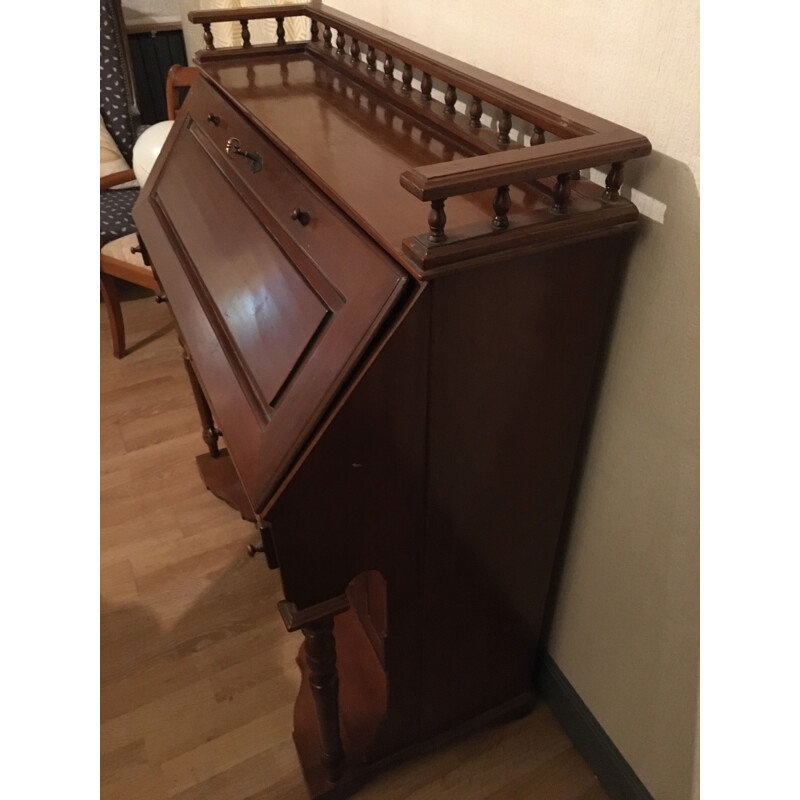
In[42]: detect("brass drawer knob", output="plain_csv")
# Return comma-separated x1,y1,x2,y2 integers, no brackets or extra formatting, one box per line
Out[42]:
207,113,220,126
246,541,264,557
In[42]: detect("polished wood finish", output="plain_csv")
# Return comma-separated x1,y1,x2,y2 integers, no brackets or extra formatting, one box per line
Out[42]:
99,252,159,292
202,22,214,50
166,65,200,122
420,71,432,100
492,184,511,229
401,62,413,92
302,617,345,783
398,132,649,201
603,160,625,201
552,173,572,214
185,49,646,270
180,346,220,458
100,291,610,800
100,167,136,191
131,8,648,798
427,198,447,242
444,83,457,114
137,76,407,511
498,109,512,145
469,95,483,128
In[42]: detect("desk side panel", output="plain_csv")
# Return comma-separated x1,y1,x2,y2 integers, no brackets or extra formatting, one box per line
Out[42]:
420,233,630,736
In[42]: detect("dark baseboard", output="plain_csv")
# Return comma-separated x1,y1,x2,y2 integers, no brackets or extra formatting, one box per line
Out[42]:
535,652,655,800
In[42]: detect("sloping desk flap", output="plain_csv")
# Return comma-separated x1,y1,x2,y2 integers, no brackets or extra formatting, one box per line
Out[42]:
134,77,407,513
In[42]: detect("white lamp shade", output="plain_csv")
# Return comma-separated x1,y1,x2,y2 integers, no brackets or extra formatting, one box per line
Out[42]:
132,121,174,187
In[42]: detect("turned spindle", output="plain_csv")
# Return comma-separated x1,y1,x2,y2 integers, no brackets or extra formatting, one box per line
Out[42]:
402,62,413,92
202,23,214,50
492,185,511,230
428,199,447,243
302,618,345,784
498,110,512,145
444,84,457,115
310,19,319,42
350,38,360,63
323,24,332,48
182,350,221,458
421,72,432,100
240,19,251,47
531,125,545,145
384,53,394,81
336,29,345,54
603,161,625,201
366,45,376,71
276,16,285,44
469,96,483,128
552,173,571,214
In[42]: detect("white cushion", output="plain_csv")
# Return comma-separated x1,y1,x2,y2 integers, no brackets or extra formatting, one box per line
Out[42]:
132,121,174,187
101,115,138,189
100,232,149,269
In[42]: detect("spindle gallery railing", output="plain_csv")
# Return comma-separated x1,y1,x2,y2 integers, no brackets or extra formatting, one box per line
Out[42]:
187,2,650,248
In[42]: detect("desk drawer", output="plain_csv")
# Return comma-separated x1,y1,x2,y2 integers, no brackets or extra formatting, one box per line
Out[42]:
186,76,359,284
134,77,407,513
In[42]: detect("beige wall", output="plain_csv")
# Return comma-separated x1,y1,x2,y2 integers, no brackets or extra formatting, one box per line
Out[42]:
178,2,700,798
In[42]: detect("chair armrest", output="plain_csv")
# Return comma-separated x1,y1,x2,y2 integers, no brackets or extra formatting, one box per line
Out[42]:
101,169,136,191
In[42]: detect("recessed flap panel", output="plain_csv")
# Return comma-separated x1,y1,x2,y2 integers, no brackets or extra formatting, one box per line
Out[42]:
134,77,407,513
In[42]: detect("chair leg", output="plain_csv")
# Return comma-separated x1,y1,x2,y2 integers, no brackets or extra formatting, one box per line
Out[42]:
100,272,125,358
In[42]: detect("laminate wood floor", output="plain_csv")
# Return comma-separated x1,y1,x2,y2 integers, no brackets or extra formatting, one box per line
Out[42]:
100,288,609,800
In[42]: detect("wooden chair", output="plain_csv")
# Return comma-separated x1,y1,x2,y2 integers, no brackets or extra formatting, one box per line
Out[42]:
100,0,198,358
166,65,200,122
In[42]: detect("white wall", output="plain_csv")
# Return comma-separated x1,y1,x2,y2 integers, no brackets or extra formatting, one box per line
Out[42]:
178,3,700,798
122,0,181,26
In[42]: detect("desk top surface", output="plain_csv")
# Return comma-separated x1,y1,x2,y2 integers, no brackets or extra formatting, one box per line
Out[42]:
202,53,555,266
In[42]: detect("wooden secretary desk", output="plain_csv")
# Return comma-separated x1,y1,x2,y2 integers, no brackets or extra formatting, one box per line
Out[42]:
133,4,651,797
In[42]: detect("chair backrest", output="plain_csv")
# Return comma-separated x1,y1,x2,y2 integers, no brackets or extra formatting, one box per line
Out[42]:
100,0,141,164
166,66,200,121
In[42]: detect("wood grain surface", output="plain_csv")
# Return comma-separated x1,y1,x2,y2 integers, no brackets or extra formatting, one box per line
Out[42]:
100,288,608,799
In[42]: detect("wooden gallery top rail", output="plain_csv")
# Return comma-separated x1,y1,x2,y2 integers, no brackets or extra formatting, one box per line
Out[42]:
186,2,651,275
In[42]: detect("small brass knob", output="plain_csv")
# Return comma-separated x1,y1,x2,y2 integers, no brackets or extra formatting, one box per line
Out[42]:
247,541,264,557
207,113,220,126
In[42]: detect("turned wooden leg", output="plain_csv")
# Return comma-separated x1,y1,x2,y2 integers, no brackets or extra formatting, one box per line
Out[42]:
181,346,221,457
100,272,125,358
302,617,345,783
